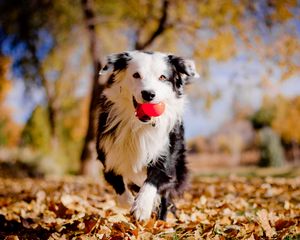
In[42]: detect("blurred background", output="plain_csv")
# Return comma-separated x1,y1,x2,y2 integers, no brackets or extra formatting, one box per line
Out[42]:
0,0,299,177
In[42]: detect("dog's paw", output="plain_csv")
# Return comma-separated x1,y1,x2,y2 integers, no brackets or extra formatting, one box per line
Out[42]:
131,198,152,221
117,191,134,209
130,183,157,221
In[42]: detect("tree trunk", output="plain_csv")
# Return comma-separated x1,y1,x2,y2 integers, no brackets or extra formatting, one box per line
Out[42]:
40,69,57,139
80,0,103,175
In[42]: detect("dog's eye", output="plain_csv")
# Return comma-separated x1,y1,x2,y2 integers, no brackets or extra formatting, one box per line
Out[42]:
159,75,166,81
133,72,141,79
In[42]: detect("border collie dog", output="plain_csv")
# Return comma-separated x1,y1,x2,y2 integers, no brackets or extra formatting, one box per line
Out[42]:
96,51,198,221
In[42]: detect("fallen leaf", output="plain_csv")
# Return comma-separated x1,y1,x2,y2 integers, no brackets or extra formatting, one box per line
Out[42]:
257,209,276,238
107,213,128,223
274,219,295,231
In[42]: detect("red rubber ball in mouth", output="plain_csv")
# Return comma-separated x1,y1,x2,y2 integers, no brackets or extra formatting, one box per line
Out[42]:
136,102,165,119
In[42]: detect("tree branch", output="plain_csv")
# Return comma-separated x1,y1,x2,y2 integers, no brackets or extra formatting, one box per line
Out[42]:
135,0,170,50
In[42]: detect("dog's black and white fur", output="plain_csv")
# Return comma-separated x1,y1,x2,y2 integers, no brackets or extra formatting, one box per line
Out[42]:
96,51,198,221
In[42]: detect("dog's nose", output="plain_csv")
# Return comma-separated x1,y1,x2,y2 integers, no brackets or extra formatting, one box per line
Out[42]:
141,90,156,102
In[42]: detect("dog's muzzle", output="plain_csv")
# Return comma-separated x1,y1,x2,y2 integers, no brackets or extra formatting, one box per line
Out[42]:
133,97,152,123
133,97,165,127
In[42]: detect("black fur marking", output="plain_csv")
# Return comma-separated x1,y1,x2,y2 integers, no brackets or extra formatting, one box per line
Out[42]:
102,65,108,71
97,96,113,133
97,112,109,134
96,95,114,167
113,53,132,72
168,55,190,76
98,99,120,139
104,170,125,195
146,121,187,194
158,196,168,220
169,122,188,193
146,157,173,189
97,148,106,166
158,195,177,220
175,78,183,89
128,183,140,193
165,55,193,98
106,73,115,86
166,68,184,97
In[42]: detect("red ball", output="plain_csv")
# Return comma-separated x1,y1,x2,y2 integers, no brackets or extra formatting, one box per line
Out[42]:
136,102,165,118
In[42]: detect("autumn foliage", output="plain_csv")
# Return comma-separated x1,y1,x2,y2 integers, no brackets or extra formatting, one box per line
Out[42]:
0,56,21,147
0,176,299,239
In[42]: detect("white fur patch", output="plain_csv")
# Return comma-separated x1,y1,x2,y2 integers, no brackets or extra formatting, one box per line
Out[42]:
131,183,157,221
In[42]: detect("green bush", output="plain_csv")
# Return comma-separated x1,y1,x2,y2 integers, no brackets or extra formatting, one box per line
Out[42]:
250,107,275,130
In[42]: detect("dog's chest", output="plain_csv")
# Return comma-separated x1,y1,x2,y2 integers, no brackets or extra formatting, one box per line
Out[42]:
101,121,169,185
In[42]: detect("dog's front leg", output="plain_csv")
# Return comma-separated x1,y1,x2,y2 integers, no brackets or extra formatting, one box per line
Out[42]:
104,170,134,208
131,158,171,221
131,182,158,221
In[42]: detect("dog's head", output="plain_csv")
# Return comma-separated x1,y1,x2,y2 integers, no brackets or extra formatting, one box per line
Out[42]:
99,51,199,123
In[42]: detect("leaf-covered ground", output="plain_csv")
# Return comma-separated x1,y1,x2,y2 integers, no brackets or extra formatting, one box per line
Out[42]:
0,175,299,240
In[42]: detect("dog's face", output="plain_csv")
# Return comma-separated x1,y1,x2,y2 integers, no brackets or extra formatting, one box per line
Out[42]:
100,51,198,122
126,52,177,104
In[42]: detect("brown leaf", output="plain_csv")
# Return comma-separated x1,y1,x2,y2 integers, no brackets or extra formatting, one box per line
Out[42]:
144,216,155,230
274,219,295,231
107,213,128,223
110,236,124,240
257,209,276,238
130,227,139,238
224,225,240,237
83,216,99,233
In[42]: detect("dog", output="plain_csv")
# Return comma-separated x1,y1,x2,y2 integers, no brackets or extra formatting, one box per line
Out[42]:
96,51,198,221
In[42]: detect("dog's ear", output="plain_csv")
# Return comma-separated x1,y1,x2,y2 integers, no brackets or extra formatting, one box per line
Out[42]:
99,52,132,84
168,55,199,84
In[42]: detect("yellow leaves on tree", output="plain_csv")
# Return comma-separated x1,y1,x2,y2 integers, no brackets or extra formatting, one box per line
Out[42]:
0,56,11,102
196,0,245,29
272,96,300,144
196,30,237,61
0,56,21,147
268,0,298,22
274,35,300,81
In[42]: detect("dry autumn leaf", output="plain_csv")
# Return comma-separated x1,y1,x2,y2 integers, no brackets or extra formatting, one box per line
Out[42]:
257,209,277,238
0,176,299,239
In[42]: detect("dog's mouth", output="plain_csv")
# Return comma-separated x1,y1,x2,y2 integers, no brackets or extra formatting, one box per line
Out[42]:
133,97,166,123
133,97,151,123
